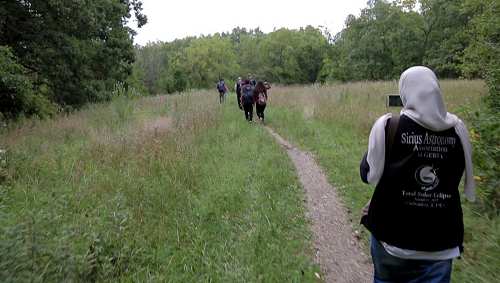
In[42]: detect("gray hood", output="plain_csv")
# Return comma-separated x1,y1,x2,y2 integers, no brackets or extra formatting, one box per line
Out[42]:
399,66,459,131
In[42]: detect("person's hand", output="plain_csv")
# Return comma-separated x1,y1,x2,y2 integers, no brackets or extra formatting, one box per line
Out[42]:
361,200,371,216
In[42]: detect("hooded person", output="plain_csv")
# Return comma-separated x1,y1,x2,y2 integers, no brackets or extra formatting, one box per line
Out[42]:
359,66,475,283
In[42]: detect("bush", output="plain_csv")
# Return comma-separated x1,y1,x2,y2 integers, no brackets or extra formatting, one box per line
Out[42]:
461,0,500,214
472,68,500,213
0,46,56,120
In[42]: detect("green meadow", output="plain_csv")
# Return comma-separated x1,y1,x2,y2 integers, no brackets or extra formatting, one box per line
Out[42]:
0,92,318,282
1,81,498,282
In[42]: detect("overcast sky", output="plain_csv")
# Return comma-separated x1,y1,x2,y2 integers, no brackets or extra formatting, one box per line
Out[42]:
131,0,369,45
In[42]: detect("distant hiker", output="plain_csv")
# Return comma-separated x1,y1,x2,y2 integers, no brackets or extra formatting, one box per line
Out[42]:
359,66,475,283
248,74,257,87
264,80,271,90
235,77,243,109
240,79,255,122
250,77,257,87
216,79,228,104
253,81,268,123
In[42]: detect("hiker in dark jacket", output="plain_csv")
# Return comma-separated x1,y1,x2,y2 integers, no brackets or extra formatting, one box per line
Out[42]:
360,66,475,283
235,77,243,109
240,79,254,122
248,74,257,87
253,81,268,123
216,79,227,104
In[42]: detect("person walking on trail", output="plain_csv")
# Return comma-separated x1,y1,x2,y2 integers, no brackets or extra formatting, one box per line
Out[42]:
248,74,257,87
240,79,255,122
235,77,243,109
253,81,268,123
264,80,271,91
359,66,475,283
216,79,228,104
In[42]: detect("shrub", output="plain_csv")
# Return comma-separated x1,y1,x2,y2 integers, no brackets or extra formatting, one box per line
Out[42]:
0,46,56,120
472,68,500,213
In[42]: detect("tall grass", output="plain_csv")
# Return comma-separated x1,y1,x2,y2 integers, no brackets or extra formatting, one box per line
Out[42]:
0,91,319,281
267,80,498,282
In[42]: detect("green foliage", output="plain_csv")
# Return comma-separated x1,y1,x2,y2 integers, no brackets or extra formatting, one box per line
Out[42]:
462,0,500,213
134,26,329,93
126,64,150,96
259,27,329,84
132,1,495,91
461,0,500,80
419,0,470,77
183,35,239,88
233,28,265,78
133,0,487,87
0,46,56,119
0,0,147,118
471,107,500,213
322,0,471,81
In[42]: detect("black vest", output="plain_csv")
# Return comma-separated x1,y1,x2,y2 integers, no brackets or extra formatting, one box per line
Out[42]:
366,115,465,251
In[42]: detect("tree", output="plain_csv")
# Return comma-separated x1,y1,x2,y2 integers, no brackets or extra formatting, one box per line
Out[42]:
259,27,328,83
419,0,469,77
0,46,56,119
296,26,330,83
0,0,147,117
182,35,239,89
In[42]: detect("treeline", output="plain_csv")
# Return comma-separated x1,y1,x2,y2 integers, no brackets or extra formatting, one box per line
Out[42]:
135,0,497,93
0,0,147,120
134,26,329,94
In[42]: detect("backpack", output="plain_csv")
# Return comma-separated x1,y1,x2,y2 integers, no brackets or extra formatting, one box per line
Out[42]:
217,81,225,92
242,84,254,105
257,92,267,105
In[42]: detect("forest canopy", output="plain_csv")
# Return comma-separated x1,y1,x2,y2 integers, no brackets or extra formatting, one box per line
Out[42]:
0,0,147,119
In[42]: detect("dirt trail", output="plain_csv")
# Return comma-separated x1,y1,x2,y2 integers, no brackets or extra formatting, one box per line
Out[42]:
265,127,372,283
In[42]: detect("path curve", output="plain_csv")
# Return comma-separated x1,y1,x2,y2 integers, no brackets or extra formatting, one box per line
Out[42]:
266,127,372,283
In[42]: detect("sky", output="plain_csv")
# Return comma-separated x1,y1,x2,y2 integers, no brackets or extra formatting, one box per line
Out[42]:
131,0,369,45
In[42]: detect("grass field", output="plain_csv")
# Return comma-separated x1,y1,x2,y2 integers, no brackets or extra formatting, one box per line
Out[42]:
266,80,499,282
0,92,319,282
1,80,497,282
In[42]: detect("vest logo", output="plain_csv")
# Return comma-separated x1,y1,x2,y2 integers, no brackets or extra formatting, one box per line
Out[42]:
415,165,440,191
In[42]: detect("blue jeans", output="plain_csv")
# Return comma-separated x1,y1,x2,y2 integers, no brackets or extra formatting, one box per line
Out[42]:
371,235,452,283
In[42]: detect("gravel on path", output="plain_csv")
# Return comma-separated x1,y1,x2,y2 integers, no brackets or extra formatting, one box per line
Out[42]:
266,126,373,283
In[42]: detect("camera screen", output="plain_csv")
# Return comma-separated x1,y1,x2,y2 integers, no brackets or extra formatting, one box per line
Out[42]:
387,95,403,107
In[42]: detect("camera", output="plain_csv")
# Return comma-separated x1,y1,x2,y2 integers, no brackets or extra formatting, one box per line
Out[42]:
387,94,403,107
